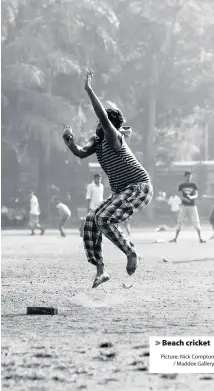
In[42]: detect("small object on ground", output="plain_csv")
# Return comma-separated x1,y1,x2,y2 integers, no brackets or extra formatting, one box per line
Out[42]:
101,351,116,359
200,376,213,380
122,283,132,289
27,307,58,315
141,351,150,357
160,373,177,379
156,225,167,232
99,342,114,348
153,239,165,243
162,258,168,262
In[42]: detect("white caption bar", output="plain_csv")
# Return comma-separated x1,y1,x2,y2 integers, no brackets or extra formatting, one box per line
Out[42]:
150,336,214,373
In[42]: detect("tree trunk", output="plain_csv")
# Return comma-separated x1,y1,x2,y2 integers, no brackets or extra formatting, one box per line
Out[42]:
143,56,158,222
38,140,51,220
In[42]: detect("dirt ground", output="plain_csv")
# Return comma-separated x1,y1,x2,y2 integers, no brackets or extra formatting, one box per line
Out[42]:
1,227,214,391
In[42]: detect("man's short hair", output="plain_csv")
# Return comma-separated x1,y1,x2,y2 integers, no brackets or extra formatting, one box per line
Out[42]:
106,108,124,129
94,173,101,178
184,171,192,176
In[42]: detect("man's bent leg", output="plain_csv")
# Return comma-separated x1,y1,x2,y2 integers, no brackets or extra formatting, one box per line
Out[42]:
83,200,113,288
95,183,153,274
83,197,112,267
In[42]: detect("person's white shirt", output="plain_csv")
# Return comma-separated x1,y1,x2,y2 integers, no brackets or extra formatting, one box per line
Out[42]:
30,195,40,215
168,195,181,212
56,202,71,217
86,182,104,210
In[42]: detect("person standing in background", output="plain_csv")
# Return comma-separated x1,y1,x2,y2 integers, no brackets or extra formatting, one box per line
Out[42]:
28,190,45,236
86,174,104,211
170,172,206,243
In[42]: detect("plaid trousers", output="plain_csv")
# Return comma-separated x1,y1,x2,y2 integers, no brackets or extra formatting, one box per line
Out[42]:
83,182,153,266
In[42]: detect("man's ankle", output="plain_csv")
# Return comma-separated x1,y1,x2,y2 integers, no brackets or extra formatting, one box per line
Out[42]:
127,250,137,259
96,264,105,275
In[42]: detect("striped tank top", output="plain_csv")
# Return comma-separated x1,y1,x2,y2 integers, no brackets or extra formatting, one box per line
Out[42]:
95,135,150,193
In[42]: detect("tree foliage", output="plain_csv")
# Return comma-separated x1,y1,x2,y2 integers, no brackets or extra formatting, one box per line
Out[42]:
2,0,214,205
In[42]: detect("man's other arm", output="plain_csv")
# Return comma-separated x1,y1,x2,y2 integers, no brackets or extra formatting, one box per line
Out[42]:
178,185,191,204
63,133,96,159
188,185,198,200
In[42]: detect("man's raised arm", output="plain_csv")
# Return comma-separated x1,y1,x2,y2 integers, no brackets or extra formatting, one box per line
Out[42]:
84,71,122,151
63,127,96,159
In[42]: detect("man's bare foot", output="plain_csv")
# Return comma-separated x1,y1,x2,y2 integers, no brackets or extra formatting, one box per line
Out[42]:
126,254,141,276
92,273,110,288
92,265,110,289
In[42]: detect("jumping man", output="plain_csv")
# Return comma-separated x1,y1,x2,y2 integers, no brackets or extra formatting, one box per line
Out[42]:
63,71,153,288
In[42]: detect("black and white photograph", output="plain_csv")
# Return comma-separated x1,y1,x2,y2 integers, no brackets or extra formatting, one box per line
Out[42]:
1,0,214,390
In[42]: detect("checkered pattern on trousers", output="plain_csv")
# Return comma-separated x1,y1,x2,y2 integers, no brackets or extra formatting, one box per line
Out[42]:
83,182,153,266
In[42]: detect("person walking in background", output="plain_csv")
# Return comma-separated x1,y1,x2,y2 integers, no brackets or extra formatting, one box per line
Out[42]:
55,199,71,237
63,70,153,288
168,192,181,226
28,190,45,236
209,204,214,240
170,171,206,243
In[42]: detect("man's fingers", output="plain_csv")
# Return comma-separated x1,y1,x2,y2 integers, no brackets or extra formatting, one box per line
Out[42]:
85,69,94,78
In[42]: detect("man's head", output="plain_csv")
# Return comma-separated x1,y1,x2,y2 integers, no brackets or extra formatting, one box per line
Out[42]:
96,108,127,139
94,173,101,185
55,199,60,205
28,189,34,199
184,171,192,183
106,108,124,129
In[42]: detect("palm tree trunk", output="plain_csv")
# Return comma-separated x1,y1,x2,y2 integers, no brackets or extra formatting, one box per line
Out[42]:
38,140,50,220
144,56,158,221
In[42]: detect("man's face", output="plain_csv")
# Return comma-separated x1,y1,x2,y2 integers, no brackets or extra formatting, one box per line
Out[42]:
94,176,101,185
28,192,33,200
184,174,192,183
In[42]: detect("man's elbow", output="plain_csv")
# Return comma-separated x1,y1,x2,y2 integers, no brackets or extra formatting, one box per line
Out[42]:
79,152,87,159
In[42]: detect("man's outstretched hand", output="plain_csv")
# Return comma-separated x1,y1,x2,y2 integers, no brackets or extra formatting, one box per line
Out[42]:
84,70,94,91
